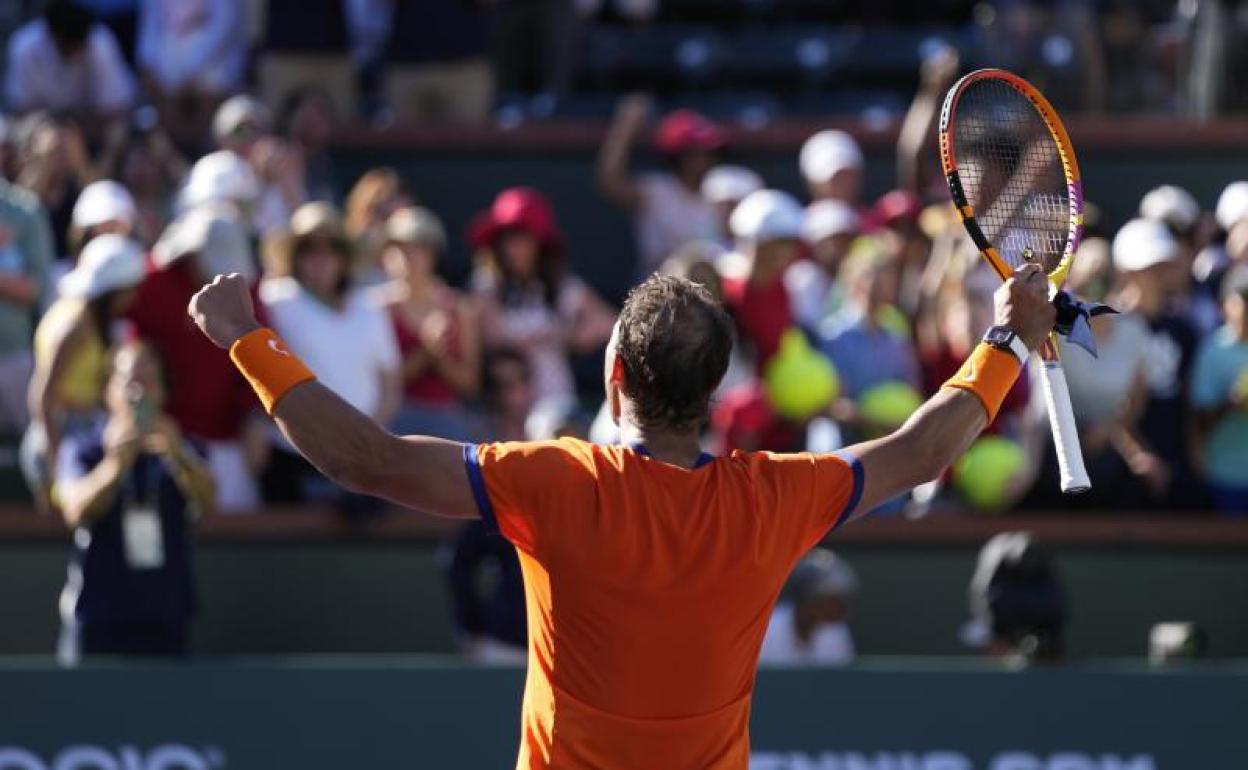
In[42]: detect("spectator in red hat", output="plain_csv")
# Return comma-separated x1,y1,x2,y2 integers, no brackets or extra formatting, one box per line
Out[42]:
469,187,616,412
598,95,724,278
868,189,929,317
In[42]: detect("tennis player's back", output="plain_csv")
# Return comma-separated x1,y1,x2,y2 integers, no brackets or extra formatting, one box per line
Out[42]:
466,437,860,770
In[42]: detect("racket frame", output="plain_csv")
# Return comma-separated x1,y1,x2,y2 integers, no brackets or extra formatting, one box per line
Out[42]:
938,68,1091,494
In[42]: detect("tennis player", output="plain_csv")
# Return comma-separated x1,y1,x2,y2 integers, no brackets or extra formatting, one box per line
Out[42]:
189,265,1055,769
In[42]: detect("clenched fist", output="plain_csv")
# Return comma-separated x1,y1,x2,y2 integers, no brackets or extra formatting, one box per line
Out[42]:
188,273,262,349
994,263,1058,352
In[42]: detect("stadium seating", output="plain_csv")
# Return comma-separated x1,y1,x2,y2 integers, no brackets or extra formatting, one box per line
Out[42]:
575,16,979,119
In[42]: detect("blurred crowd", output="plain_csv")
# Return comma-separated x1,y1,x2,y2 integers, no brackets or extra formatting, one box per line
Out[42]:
0,1,1246,662
0,3,1244,520
2,0,1247,132
602,73,1248,519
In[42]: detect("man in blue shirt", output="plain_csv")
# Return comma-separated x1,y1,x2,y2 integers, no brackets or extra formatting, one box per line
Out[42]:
817,247,920,421
54,340,215,664
1191,267,1248,514
0,175,54,434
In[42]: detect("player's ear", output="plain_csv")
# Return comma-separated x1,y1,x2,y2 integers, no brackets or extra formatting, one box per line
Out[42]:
607,355,626,426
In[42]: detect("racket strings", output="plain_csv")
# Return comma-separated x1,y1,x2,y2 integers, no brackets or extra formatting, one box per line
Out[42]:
954,80,1070,274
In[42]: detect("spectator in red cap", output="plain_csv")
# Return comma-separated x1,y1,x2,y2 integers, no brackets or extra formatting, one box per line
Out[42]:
469,187,616,413
868,189,929,317
598,95,724,279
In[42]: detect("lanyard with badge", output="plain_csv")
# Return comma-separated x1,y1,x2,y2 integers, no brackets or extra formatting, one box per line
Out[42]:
121,455,166,570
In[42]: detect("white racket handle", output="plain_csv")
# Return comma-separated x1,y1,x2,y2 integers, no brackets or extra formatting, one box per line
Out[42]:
1038,358,1091,493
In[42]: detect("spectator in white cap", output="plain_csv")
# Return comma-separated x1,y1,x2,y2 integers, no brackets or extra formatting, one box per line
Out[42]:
1113,218,1182,287
759,548,858,666
1215,182,1248,275
124,208,264,513
212,95,272,154
375,206,482,443
1216,182,1248,234
1139,185,1219,335
212,95,307,240
24,234,145,512
69,180,136,261
180,151,259,214
1140,185,1201,240
178,151,259,273
1191,181,1248,296
700,164,763,246
1107,218,1203,509
785,199,860,331
799,129,864,206
720,190,804,371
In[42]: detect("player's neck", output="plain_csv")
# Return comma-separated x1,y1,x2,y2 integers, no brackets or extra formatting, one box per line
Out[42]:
619,422,705,469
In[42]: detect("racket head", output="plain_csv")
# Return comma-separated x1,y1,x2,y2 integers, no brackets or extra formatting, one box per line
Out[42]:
938,68,1084,288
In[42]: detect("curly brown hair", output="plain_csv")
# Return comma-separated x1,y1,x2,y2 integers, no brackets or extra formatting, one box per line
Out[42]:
615,275,734,432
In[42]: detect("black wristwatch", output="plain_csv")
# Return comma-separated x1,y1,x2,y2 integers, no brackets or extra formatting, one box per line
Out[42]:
983,325,1029,364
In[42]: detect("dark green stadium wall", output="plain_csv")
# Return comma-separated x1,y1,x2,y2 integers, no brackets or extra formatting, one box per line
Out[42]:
2,661,1244,767
3,540,1247,658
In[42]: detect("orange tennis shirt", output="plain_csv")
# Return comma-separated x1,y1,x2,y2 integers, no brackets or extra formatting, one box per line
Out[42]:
463,438,864,770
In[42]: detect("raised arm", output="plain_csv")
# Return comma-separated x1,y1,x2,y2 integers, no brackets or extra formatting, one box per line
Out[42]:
896,46,959,195
188,274,478,518
842,266,1056,518
597,94,651,210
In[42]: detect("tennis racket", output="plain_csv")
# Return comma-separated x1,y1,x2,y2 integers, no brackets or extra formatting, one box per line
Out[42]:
938,68,1090,494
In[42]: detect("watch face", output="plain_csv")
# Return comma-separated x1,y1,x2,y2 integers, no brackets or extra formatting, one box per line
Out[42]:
986,327,1010,344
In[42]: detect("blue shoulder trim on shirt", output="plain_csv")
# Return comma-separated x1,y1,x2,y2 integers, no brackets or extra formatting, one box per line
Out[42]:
831,449,865,530
462,444,499,535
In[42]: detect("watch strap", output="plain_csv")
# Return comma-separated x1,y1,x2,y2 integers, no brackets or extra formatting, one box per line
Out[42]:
985,326,1029,364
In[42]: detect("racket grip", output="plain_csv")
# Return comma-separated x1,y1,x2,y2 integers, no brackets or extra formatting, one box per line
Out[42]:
1039,359,1091,494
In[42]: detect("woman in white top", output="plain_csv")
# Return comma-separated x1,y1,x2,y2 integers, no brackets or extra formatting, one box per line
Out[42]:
257,202,400,508
468,187,616,413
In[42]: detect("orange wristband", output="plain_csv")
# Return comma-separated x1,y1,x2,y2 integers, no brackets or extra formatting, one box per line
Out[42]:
229,328,316,415
941,343,1023,424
